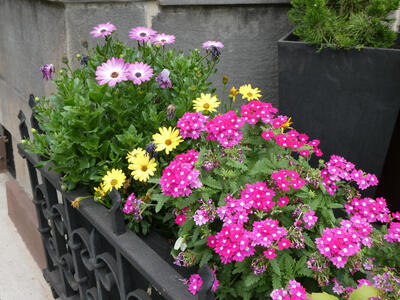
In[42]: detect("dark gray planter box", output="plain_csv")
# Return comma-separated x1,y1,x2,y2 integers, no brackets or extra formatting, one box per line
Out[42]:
278,32,400,208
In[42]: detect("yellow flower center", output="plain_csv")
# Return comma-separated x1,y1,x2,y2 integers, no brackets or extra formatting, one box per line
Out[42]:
111,72,119,78
203,103,210,109
165,139,172,146
141,165,148,172
247,92,253,98
111,179,118,186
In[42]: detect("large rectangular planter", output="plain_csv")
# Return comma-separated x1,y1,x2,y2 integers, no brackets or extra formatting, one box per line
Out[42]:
17,106,214,300
278,32,400,209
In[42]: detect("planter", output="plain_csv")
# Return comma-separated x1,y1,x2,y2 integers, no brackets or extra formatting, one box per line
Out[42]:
17,103,214,300
278,32,400,209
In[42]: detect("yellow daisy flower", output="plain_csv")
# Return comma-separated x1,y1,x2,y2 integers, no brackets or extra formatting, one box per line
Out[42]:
102,168,126,192
128,153,157,182
193,93,220,113
94,182,107,199
239,84,262,101
152,127,183,155
280,117,293,133
126,147,146,164
229,87,239,104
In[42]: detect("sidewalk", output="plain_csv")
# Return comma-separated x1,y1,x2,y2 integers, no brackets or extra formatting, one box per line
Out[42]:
0,172,53,300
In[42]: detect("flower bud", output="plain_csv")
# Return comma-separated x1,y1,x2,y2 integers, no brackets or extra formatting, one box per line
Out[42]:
119,54,124,58
61,184,67,191
82,40,88,48
31,128,37,134
34,96,40,102
21,139,27,144
167,104,176,120
59,69,63,74
76,53,81,59
61,56,69,64
190,85,196,92
222,75,228,85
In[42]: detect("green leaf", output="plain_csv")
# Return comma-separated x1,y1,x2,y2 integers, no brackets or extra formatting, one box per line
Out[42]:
348,285,378,300
151,193,169,213
270,259,281,276
199,249,213,267
244,273,261,287
202,176,222,190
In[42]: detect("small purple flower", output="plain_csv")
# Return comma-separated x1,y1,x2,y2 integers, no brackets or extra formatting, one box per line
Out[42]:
211,46,221,61
40,64,54,80
202,40,224,51
90,22,116,38
123,192,143,220
193,208,209,226
145,142,158,159
155,69,172,88
81,55,88,66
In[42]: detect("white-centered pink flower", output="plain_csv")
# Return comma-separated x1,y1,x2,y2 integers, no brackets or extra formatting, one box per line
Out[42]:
202,40,224,50
129,26,157,42
90,22,116,38
152,33,175,45
127,62,154,85
95,57,129,87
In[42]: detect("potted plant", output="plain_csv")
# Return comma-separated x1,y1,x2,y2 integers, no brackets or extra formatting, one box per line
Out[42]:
278,0,400,209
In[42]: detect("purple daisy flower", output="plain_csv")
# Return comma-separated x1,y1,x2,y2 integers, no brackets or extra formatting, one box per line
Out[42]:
127,62,154,85
129,26,157,42
155,69,172,88
95,57,130,87
90,22,116,38
152,33,175,46
202,40,224,51
40,64,54,80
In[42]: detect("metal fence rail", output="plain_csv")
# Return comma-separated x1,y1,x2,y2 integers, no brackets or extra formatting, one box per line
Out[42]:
17,96,214,300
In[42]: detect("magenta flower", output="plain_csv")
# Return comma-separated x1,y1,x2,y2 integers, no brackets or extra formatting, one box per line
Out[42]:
90,22,116,38
155,69,172,88
263,248,277,260
129,26,157,42
202,40,224,50
187,274,202,295
175,214,186,226
40,64,54,80
127,62,154,85
95,57,130,87
177,112,208,139
122,192,143,220
152,33,175,46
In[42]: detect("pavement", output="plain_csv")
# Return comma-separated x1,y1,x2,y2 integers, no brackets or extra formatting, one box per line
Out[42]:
0,172,54,300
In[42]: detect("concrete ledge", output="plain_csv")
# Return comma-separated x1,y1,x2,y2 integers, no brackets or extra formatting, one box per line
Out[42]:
160,0,291,5
6,178,46,269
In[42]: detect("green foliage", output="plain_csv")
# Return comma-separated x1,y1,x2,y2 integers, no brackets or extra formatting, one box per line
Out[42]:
348,285,378,300
288,0,400,49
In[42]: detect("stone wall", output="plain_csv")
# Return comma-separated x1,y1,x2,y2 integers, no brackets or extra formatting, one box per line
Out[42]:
0,0,292,195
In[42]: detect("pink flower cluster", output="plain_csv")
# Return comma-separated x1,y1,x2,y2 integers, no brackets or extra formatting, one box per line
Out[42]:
240,100,277,124
345,197,390,223
122,192,143,220
321,155,378,195
177,112,208,139
315,216,372,268
251,219,287,248
262,129,323,158
187,274,202,295
384,222,400,243
240,182,276,212
302,210,318,230
193,199,215,226
272,169,306,191
160,150,202,198
206,111,244,148
270,280,310,300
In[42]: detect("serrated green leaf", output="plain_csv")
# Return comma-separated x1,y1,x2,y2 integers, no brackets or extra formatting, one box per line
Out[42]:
202,176,222,190
244,273,261,287
199,249,213,267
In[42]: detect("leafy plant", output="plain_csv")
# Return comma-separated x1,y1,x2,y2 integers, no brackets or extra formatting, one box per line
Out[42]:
288,0,400,49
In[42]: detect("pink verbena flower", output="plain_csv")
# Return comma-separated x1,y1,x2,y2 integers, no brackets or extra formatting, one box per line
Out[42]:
345,197,390,223
90,22,116,38
177,112,208,139
384,222,400,243
175,214,186,226
211,268,219,292
271,280,310,300
277,196,290,207
202,40,224,50
127,62,153,85
205,110,244,148
40,64,55,80
187,274,202,295
193,208,209,226
155,69,172,88
95,57,130,87
272,169,306,191
303,210,318,229
240,182,275,212
160,150,202,198
262,130,275,140
123,192,143,220
207,224,255,264
240,100,277,125
129,26,157,42
263,248,277,260
250,218,287,247
152,33,175,45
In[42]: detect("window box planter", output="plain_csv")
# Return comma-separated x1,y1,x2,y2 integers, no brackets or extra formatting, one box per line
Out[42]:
278,31,400,209
17,106,215,300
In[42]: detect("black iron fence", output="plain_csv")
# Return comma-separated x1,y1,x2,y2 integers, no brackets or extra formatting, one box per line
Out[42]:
17,96,214,300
